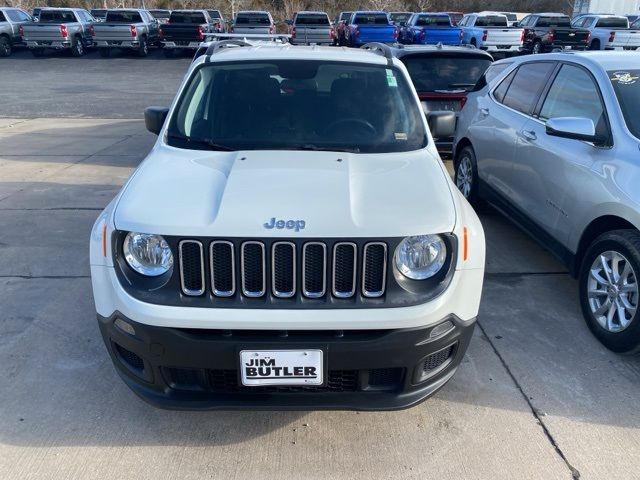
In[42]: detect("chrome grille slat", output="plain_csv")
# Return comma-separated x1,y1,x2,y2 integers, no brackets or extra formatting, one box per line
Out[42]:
332,242,357,298
362,242,387,298
179,240,205,296
272,242,296,298
241,241,266,298
302,242,327,298
210,240,235,297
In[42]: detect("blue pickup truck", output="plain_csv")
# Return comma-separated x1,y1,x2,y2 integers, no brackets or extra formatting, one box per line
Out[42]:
399,13,463,45
343,11,398,47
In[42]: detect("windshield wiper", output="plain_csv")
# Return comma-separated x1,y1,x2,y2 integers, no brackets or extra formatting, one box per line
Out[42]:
296,144,361,153
166,132,236,151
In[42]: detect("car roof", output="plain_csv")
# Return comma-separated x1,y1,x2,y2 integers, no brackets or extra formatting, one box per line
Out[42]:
494,51,640,72
195,44,392,67
392,44,494,60
533,12,569,17
296,11,329,15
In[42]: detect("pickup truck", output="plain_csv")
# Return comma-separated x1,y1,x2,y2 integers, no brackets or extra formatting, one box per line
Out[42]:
0,7,33,57
90,41,485,411
94,9,159,57
231,11,275,35
459,12,523,53
289,11,333,45
520,13,590,53
572,14,640,50
333,11,352,45
160,10,212,57
344,11,398,47
207,10,226,33
399,13,463,46
22,8,94,57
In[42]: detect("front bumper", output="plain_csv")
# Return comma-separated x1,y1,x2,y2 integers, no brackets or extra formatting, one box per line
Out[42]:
99,312,475,410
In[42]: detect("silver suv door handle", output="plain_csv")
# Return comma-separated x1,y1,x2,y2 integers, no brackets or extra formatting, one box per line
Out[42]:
480,107,489,116
521,130,537,141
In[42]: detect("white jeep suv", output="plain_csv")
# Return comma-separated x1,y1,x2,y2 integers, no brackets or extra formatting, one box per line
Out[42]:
89,43,485,410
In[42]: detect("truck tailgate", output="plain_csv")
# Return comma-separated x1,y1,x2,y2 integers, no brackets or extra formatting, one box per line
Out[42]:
424,27,461,45
22,24,67,41
612,29,640,47
553,29,590,46
93,23,135,41
485,28,522,46
293,26,332,43
357,25,397,43
161,24,202,41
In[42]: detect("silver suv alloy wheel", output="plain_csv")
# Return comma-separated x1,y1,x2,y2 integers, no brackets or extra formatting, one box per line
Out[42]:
456,155,473,199
588,251,638,332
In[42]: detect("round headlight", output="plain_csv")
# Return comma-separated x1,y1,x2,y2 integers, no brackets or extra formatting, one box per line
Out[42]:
123,232,173,277
394,235,447,280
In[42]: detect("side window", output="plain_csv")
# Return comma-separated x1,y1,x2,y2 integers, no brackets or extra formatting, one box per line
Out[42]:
539,64,606,133
17,10,32,21
493,70,516,103
501,62,556,114
520,16,531,27
573,17,586,27
458,16,467,27
5,10,19,21
0,11,6,22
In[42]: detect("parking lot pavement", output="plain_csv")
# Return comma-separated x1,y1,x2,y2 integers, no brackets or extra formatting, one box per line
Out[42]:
0,49,191,118
0,57,639,479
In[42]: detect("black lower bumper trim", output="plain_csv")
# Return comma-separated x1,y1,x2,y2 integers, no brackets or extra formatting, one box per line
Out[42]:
98,312,475,411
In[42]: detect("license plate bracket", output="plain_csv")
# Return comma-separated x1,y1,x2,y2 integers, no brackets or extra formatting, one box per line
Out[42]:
239,349,324,386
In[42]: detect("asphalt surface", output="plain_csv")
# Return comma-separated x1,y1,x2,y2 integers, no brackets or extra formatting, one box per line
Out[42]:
1,49,640,480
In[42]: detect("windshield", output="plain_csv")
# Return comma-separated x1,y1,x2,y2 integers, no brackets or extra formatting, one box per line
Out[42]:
476,15,508,27
339,12,352,22
449,13,463,25
236,13,270,25
416,15,452,27
538,17,571,27
169,12,206,23
150,10,170,19
390,13,411,23
402,55,492,93
167,60,427,153
295,14,330,25
609,70,640,139
596,17,628,28
91,9,106,17
39,10,76,22
353,13,389,25
208,10,221,19
106,11,142,23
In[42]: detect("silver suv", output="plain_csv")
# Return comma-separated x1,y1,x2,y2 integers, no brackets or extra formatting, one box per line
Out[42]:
453,51,640,353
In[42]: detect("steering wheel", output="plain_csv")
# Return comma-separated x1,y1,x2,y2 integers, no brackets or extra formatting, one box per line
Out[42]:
324,118,377,138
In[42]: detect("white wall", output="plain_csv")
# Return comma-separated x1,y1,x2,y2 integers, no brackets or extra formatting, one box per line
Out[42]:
587,0,640,15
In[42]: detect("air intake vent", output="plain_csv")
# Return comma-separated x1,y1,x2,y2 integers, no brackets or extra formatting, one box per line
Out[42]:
333,242,357,298
272,242,296,298
362,242,387,298
179,240,205,296
303,242,327,298
241,241,265,297
210,241,235,297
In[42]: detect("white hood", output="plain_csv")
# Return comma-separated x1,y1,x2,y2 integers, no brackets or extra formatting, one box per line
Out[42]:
114,145,456,238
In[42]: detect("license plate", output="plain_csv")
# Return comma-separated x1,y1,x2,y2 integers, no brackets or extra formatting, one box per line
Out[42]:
240,350,323,386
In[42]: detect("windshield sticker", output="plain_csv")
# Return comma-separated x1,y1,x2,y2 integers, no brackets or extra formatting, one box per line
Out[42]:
387,75,398,87
610,71,639,85
394,133,408,141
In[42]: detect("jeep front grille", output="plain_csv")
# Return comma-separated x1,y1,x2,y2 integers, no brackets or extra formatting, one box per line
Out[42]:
178,239,388,301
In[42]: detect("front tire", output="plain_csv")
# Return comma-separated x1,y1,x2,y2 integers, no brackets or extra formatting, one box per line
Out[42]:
454,146,480,205
0,36,12,57
137,36,148,57
579,230,640,354
532,41,542,54
71,37,84,57
589,39,600,50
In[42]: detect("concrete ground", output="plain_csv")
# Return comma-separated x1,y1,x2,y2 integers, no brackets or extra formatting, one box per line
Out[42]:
1,50,639,480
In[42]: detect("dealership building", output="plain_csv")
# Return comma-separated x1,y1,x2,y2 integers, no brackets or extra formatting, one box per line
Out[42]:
574,0,640,15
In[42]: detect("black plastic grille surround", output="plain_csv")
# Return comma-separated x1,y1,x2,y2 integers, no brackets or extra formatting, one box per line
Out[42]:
423,344,455,373
113,233,458,310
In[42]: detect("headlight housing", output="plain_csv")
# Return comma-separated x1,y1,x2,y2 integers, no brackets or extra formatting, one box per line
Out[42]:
123,232,173,277
394,235,447,280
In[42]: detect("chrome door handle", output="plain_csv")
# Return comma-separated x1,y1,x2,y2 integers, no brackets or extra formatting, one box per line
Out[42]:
480,108,489,116
522,130,537,141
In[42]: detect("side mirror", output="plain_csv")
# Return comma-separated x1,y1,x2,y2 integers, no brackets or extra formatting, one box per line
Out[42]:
427,111,457,139
144,106,169,135
545,117,600,143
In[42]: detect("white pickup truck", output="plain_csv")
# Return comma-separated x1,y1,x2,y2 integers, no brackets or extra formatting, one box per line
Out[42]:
459,12,524,53
572,14,640,50
90,43,485,410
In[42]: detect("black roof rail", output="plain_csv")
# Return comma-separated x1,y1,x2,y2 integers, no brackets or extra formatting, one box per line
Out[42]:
361,42,396,65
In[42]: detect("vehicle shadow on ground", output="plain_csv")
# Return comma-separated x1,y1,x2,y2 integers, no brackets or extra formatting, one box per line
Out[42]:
7,48,192,61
